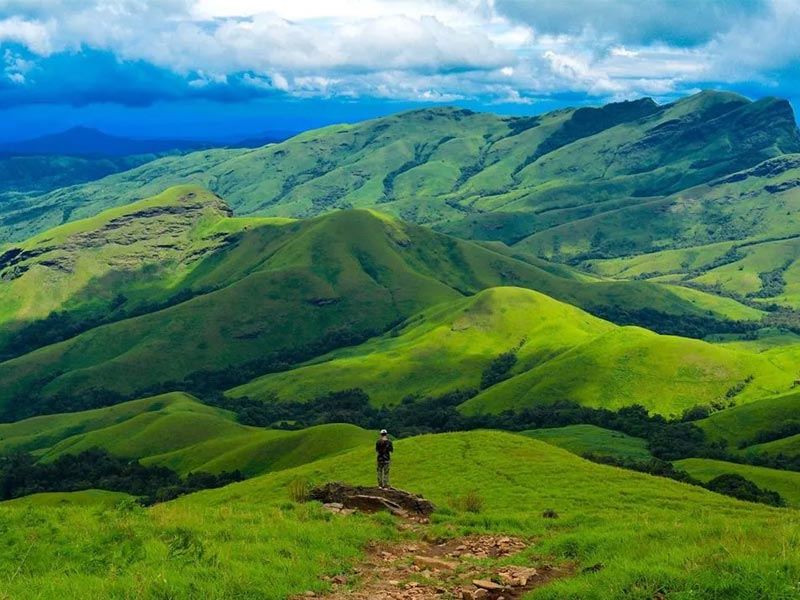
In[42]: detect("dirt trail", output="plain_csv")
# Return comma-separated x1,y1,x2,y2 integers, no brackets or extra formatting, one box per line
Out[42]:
298,484,574,599
300,532,573,600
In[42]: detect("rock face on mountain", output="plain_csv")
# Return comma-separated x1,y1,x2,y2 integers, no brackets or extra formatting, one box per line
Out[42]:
0,185,235,339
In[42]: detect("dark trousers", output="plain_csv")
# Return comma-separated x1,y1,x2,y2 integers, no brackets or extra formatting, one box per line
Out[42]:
377,461,390,487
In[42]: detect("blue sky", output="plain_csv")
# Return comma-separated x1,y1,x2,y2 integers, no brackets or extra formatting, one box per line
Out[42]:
1,0,798,142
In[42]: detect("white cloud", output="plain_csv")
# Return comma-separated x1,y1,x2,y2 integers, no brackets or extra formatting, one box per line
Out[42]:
0,16,53,54
0,0,798,106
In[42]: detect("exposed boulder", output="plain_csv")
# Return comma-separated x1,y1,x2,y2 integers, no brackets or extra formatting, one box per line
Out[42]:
309,482,436,516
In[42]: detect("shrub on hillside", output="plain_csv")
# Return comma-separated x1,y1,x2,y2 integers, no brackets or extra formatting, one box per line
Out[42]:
704,473,785,507
449,490,484,513
480,351,518,389
288,478,311,503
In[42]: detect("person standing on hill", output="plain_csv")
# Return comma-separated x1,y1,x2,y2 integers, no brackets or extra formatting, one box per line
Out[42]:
376,429,394,489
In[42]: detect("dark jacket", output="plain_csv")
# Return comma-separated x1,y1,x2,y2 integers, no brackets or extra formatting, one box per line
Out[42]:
376,438,394,463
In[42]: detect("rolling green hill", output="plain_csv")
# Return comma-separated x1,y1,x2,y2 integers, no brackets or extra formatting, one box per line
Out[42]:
230,287,615,405
0,185,255,352
0,188,759,419
1,430,798,599
522,424,653,460
577,154,800,306
4,92,797,258
231,287,794,415
0,392,373,477
0,489,133,508
696,389,800,455
675,458,800,507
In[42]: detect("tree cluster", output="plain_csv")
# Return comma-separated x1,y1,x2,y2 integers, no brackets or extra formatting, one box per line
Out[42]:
0,448,242,505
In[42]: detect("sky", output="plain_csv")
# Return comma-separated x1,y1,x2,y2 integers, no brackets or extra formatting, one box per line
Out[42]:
1,0,799,142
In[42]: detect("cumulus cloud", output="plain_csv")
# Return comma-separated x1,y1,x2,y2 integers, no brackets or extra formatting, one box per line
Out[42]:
494,0,768,46
0,0,798,107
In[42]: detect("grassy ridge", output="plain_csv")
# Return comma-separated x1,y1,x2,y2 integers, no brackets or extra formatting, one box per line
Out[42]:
0,192,759,417
230,287,614,405
462,326,794,416
0,430,798,599
232,287,795,416
0,393,373,477
675,458,800,507
522,424,653,460
696,390,800,450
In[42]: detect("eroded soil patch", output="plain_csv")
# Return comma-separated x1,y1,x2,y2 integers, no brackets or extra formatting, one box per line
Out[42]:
302,534,574,600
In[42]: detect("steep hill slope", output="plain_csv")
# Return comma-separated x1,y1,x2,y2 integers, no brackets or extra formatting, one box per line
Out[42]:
0,185,250,354
231,287,793,415
1,431,797,599
230,287,615,405
555,153,800,306
3,91,796,250
523,424,653,460
0,189,757,419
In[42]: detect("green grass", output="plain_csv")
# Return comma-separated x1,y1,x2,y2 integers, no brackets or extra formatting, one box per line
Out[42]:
4,92,799,313
229,287,614,405
0,393,374,477
0,392,229,455
522,424,653,460
0,431,798,599
696,390,800,452
675,458,800,507
232,286,796,416
461,325,795,416
0,184,266,344
0,191,758,416
747,434,800,457
0,489,133,508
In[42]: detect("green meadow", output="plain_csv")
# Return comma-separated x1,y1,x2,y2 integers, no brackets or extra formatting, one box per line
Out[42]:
0,393,373,477
522,424,653,460
2,431,799,600
675,458,800,508
233,286,796,416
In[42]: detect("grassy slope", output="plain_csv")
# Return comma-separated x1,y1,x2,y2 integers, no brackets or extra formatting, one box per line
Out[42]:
232,287,794,416
0,392,225,455
229,287,615,405
0,489,132,508
0,147,246,241
0,393,373,477
582,154,800,305
696,390,800,452
0,193,754,414
675,458,800,507
0,431,798,599
461,325,794,416
522,424,652,460
747,434,800,457
0,184,271,347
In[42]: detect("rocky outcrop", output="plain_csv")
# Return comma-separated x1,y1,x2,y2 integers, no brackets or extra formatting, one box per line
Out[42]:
309,482,436,517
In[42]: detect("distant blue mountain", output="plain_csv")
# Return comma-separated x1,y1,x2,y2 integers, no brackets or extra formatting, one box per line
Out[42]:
0,127,298,157
0,127,217,157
